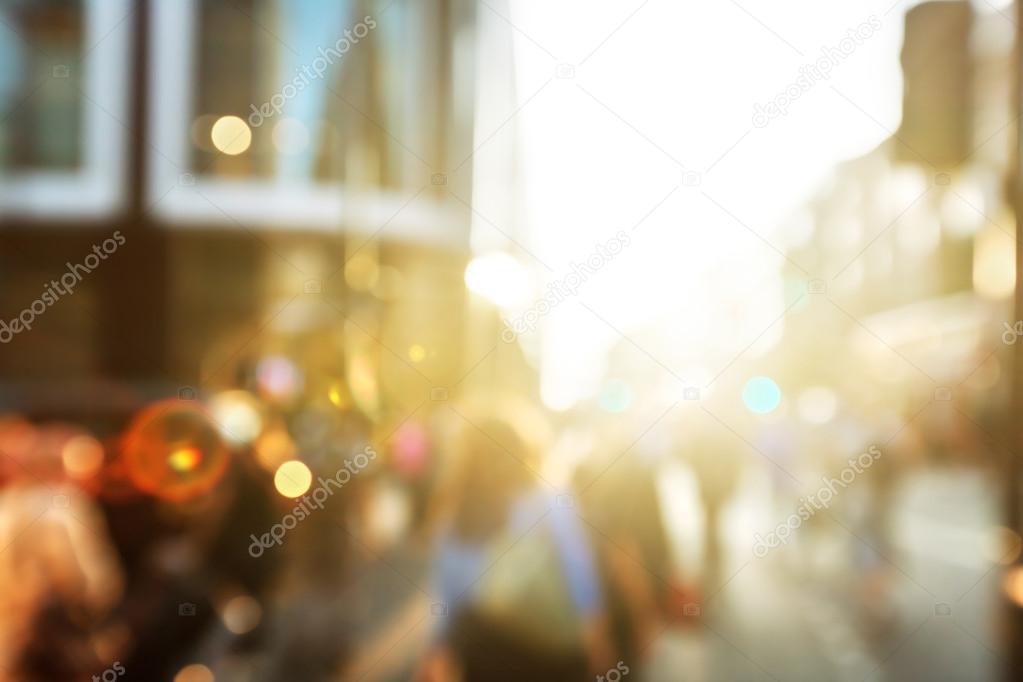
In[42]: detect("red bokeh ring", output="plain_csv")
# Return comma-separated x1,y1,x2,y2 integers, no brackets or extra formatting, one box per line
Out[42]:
121,399,231,502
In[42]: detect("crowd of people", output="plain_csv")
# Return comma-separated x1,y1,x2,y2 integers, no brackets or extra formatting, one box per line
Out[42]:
0,375,690,681
0,346,999,681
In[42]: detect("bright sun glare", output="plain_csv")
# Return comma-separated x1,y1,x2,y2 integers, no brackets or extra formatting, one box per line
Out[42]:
468,0,912,410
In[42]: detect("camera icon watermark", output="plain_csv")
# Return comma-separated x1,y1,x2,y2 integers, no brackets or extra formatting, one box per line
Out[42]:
430,173,447,186
934,172,951,187
178,386,197,401
808,278,827,295
304,279,322,294
52,494,69,509
556,494,574,509
430,602,448,617
178,602,197,616
934,387,952,402
682,170,702,187
683,387,701,401
934,602,952,616
555,63,575,79
178,172,195,187
431,387,449,402
683,603,701,617
52,64,69,79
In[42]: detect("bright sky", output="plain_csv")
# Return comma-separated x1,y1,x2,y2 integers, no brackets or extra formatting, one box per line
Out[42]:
469,0,1002,410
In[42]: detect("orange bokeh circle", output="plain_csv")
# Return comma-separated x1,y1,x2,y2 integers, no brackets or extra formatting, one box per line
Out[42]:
122,400,231,501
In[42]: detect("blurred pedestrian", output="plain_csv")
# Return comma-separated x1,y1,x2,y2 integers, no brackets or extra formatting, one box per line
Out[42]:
420,416,611,681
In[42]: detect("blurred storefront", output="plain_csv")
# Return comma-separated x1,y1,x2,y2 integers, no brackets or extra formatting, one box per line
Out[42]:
777,0,1013,431
0,0,493,428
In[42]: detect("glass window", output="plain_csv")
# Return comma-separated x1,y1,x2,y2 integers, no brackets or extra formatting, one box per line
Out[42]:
149,0,472,239
0,0,85,172
0,0,131,219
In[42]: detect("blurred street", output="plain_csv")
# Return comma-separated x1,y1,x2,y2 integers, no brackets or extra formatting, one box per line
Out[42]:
2,0,1023,680
305,465,1003,681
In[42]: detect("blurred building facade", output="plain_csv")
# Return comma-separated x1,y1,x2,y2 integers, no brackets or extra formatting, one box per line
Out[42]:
778,0,1013,424
0,0,498,431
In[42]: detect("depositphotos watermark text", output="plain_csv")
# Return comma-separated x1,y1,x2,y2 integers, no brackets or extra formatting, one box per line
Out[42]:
0,230,125,343
249,446,377,557
753,445,881,557
502,230,631,342
248,15,377,128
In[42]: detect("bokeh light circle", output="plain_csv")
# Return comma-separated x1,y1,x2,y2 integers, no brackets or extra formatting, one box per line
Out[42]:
123,400,231,501
221,595,262,635
742,376,782,414
274,460,312,498
255,428,296,472
173,664,214,682
255,356,302,402
211,115,251,155
208,391,263,446
271,117,309,154
796,386,838,424
61,435,105,479
599,379,633,413
1005,565,1023,607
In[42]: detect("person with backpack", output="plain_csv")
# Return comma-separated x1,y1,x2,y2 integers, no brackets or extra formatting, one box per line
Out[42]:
419,416,612,681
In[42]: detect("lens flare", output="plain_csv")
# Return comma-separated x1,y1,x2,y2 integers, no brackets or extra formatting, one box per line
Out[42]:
123,400,230,501
167,446,202,473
